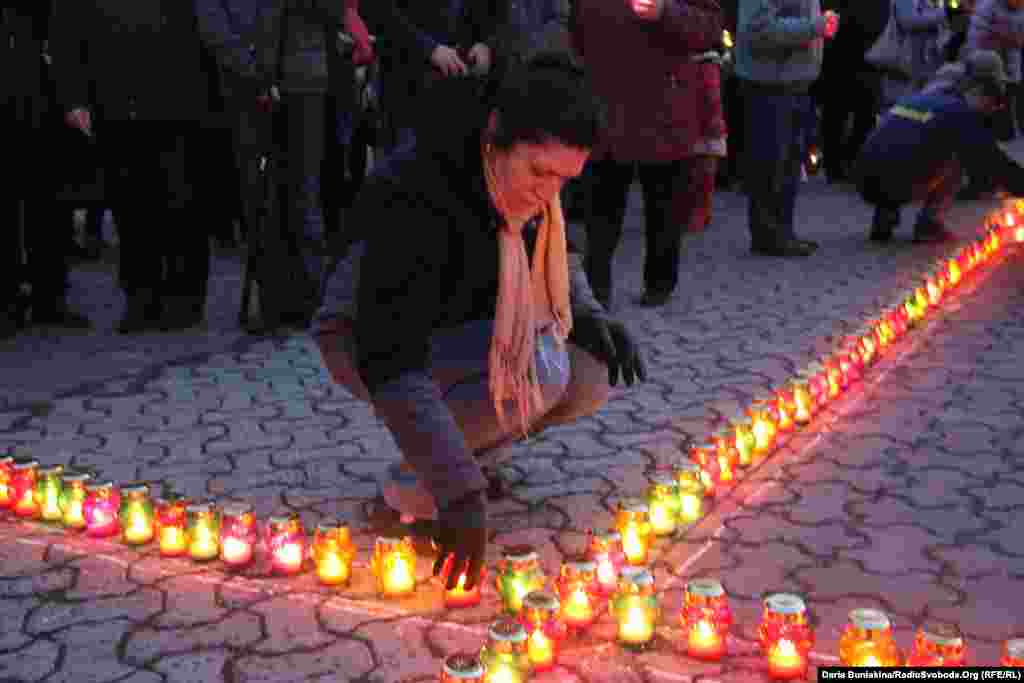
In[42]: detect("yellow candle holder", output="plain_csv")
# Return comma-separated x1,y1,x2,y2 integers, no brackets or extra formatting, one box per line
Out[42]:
479,618,531,683
220,503,257,568
689,441,722,496
0,455,13,509
748,396,779,455
156,497,190,557
611,566,659,650
186,503,221,562
677,478,704,528
680,578,731,661
838,609,902,667
496,545,547,614
519,591,566,671
441,653,485,683
557,559,599,630
120,483,155,545
312,520,356,586
789,378,813,426
615,499,653,566
731,415,756,467
59,470,92,530
372,536,417,598
906,621,967,667
1002,639,1024,667
646,473,680,536
11,459,40,519
35,464,65,523
821,357,843,398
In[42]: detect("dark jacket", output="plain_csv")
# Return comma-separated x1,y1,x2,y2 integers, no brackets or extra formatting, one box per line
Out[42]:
1,0,50,128
255,0,345,95
49,0,211,123
195,0,276,98
572,0,723,162
857,90,1024,202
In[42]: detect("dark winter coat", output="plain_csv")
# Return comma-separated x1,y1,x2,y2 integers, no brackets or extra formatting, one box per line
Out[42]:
195,0,277,98
49,0,212,123
255,0,345,95
1,0,50,128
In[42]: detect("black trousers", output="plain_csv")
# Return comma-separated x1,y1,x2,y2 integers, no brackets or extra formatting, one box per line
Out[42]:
584,158,692,304
820,68,881,180
97,121,209,301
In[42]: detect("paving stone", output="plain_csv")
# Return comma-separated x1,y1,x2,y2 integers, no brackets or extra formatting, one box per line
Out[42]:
151,649,232,683
27,588,163,634
0,596,35,650
48,619,138,683
0,637,60,681
124,611,263,664
248,594,335,653
233,637,374,682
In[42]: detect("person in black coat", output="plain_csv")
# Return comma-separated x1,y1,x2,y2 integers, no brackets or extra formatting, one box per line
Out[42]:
1,0,90,338
818,0,889,183
49,0,214,333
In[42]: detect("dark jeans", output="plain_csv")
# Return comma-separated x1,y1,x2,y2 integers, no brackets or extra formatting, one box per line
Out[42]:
741,80,810,247
859,158,960,227
821,69,881,179
98,121,209,301
584,157,694,304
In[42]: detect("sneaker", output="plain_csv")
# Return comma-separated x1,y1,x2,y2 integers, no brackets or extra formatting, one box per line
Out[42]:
380,463,438,521
870,207,900,242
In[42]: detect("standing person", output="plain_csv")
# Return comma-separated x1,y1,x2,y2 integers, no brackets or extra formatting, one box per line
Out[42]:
314,56,646,576
818,0,889,183
880,0,948,107
857,50,1022,241
50,0,214,333
572,0,724,309
735,0,839,258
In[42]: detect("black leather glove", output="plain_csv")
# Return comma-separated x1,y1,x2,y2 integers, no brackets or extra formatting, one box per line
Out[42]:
569,314,648,387
432,490,488,591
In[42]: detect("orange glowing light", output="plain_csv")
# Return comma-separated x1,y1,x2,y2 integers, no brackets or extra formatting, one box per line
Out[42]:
688,619,725,660
527,629,554,669
563,585,594,626
222,537,253,566
620,604,654,645
768,638,806,680
160,526,187,554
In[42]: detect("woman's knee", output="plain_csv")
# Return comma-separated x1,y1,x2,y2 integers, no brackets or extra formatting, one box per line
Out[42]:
538,344,610,427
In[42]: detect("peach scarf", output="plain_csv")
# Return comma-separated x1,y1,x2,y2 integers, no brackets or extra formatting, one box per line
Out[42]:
482,144,573,438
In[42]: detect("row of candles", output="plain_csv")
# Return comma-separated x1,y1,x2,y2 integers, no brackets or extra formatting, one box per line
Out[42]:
0,207,1021,681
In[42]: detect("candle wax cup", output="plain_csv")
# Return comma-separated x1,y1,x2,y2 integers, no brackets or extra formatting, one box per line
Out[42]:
768,639,807,680
274,542,304,572
124,516,153,544
63,500,86,528
648,501,675,535
190,527,219,560
527,629,555,670
445,573,482,608
563,587,594,626
688,620,725,660
160,527,187,555
383,554,415,595
222,537,253,565
619,605,654,645
89,509,118,537
621,526,647,565
679,492,702,523
484,664,522,683
316,552,349,583
595,557,618,593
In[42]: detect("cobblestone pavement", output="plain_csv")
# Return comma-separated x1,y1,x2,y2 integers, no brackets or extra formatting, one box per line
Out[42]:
1,164,1022,682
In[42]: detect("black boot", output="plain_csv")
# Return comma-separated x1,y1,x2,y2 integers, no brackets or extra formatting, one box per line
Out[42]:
118,289,162,334
160,295,204,331
870,206,900,242
32,301,92,329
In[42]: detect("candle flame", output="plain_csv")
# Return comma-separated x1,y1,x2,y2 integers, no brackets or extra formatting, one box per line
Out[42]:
622,526,645,563
317,551,348,582
528,629,554,665
597,557,617,587
486,666,518,683
223,537,252,564
620,604,653,644
860,654,881,667
679,493,701,522
649,501,674,534
126,514,153,542
276,542,303,569
565,586,594,623
160,526,187,552
385,554,415,594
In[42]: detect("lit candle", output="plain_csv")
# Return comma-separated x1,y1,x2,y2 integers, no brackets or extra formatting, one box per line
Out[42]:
748,397,779,455
186,503,220,561
495,545,547,614
83,482,120,537
906,621,967,666
677,478,704,527
646,473,680,536
926,273,943,306
0,455,13,509
802,363,830,410
35,465,65,523
11,459,40,519
557,559,599,630
759,593,814,681
775,390,796,432
59,471,92,530
312,520,356,586
373,536,417,597
218,503,256,567
520,591,566,671
265,514,306,575
789,379,813,425
689,442,721,496
439,553,484,608
612,567,658,650
479,618,531,683
155,497,190,557
1002,639,1024,667
119,483,154,545
835,346,862,386
822,358,843,398
858,325,878,367
838,609,901,667
731,416,756,467
680,578,731,661
440,653,485,683
615,499,652,566
587,529,625,596
947,258,962,286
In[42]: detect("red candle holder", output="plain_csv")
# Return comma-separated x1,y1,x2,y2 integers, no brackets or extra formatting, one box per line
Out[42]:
440,653,485,683
821,358,844,398
10,459,40,519
264,514,306,575
748,396,780,456
587,529,626,596
440,554,485,609
680,578,731,661
689,442,721,498
557,559,600,630
802,363,830,410
83,481,120,538
759,593,814,681
1002,639,1024,667
220,503,257,568
774,389,796,432
711,431,740,487
836,345,863,386
519,591,567,671
789,378,814,425
906,621,967,667
155,497,190,557
0,455,13,509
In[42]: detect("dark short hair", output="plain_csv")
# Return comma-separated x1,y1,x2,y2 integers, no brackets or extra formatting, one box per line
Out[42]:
488,52,605,152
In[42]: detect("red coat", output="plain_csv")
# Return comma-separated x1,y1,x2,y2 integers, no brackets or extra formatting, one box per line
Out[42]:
572,0,724,163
